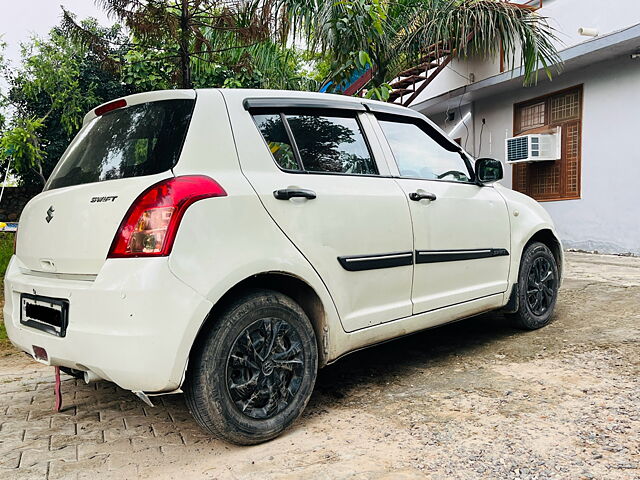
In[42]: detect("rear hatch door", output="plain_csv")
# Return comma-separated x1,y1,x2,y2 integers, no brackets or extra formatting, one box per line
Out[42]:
16,95,195,275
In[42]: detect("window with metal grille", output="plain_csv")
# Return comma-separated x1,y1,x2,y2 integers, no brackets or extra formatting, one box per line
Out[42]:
519,102,545,130
512,86,582,201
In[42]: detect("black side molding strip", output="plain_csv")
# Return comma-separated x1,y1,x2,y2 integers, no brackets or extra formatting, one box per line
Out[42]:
338,252,413,272
415,248,509,264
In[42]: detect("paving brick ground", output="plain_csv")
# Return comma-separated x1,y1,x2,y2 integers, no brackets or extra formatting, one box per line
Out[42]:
0,370,214,479
1,251,638,480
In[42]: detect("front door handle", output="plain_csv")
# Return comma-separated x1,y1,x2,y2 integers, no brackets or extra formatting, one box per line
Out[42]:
273,188,317,200
409,191,437,202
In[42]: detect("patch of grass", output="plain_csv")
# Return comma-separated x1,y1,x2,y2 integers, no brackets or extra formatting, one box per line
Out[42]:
0,233,12,343
0,232,14,277
0,320,6,342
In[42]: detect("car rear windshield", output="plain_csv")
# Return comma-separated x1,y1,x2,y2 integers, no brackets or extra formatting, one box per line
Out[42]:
45,99,195,191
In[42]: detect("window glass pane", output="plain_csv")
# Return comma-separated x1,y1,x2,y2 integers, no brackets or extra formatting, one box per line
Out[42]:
286,114,377,175
518,101,545,131
379,120,471,182
550,92,580,122
253,114,299,171
46,100,194,191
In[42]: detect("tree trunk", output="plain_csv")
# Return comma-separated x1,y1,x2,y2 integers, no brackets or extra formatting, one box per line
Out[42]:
179,0,192,89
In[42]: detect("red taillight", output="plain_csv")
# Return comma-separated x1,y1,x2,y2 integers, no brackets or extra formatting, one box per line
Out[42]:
107,176,226,258
95,98,127,117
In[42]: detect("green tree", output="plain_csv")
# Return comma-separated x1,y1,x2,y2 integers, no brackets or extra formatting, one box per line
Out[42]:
0,7,315,187
0,39,6,132
63,1,273,89
64,1,316,92
0,21,131,187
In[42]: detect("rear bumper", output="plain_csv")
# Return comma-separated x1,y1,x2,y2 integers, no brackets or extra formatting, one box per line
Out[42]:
3,256,212,392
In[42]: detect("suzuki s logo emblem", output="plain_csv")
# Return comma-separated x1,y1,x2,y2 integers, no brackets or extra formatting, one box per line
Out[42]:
45,206,55,223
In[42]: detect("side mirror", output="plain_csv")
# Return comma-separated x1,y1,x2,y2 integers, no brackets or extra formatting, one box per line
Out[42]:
475,158,503,184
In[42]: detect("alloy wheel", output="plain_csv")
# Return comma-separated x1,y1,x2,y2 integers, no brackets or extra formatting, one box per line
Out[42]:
226,317,305,420
526,256,556,316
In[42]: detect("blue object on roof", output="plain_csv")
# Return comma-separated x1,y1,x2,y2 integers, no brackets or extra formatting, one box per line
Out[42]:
319,66,370,93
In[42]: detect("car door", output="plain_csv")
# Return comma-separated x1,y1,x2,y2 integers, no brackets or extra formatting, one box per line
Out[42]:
225,95,414,332
370,112,511,314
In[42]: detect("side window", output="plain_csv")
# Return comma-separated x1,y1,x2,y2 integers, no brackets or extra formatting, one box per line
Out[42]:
253,114,299,171
379,119,471,183
286,114,377,175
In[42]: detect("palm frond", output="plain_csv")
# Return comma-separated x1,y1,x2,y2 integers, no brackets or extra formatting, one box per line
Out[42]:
59,7,122,72
400,0,561,85
262,0,560,93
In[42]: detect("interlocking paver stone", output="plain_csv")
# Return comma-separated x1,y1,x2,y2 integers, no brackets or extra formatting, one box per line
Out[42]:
0,369,213,479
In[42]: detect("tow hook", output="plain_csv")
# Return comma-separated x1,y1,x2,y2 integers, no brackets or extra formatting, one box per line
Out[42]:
54,367,62,412
133,391,155,407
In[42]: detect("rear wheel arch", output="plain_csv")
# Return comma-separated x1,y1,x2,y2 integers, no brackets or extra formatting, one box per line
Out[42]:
187,272,329,373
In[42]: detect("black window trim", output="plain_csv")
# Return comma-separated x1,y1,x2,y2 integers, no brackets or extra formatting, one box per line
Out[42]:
279,112,305,171
252,109,381,178
374,112,478,185
244,97,367,113
363,101,424,120
250,112,302,174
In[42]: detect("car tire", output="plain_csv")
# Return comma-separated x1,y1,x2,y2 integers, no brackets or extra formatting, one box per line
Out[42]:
509,242,559,330
185,289,318,445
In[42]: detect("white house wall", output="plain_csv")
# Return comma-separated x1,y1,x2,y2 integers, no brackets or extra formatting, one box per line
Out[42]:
431,103,475,152
542,0,640,50
415,56,503,105
434,55,640,255
411,0,640,106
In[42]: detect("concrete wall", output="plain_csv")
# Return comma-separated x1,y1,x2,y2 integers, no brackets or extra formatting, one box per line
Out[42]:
431,103,475,153
0,187,40,222
541,0,640,50
413,55,502,106
425,55,640,255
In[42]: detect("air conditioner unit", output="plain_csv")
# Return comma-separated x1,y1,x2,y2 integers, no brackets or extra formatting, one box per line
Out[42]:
505,128,561,163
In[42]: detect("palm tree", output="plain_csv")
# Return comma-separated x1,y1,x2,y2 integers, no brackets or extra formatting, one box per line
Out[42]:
263,0,561,100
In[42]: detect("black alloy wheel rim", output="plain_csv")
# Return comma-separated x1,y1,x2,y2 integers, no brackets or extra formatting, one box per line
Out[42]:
526,256,556,316
226,317,305,420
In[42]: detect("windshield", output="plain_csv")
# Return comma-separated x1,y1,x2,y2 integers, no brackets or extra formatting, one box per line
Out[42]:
45,99,195,191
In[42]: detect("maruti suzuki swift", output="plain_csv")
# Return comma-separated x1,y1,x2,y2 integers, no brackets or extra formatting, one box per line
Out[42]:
5,89,562,444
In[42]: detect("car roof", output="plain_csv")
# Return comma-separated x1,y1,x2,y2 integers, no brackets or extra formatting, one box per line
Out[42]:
214,88,417,116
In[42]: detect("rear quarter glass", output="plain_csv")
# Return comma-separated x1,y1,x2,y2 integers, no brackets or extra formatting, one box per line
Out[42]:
45,99,195,191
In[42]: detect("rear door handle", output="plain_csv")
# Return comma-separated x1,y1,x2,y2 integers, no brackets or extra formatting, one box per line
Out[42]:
409,191,437,201
273,188,317,200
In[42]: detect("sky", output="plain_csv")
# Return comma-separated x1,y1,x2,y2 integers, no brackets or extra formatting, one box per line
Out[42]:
1,0,112,73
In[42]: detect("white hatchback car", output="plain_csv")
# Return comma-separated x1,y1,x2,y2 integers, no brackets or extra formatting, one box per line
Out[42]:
5,89,562,444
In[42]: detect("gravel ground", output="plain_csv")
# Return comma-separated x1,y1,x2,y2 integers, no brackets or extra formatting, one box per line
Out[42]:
0,251,638,479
